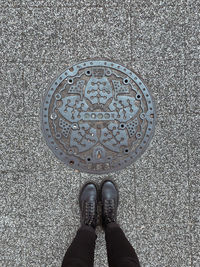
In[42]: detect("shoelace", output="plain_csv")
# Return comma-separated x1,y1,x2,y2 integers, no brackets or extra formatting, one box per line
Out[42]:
84,201,95,225
104,199,115,223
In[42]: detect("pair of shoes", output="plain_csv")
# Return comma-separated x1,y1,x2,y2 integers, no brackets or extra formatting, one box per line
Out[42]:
79,180,119,229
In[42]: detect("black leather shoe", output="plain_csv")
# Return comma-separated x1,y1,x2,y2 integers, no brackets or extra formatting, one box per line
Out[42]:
100,180,119,228
79,183,98,229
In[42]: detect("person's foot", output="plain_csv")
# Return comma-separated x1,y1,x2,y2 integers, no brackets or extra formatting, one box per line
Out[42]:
79,182,98,229
100,180,119,228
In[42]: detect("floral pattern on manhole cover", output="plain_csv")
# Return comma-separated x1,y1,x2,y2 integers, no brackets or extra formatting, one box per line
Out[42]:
41,60,156,174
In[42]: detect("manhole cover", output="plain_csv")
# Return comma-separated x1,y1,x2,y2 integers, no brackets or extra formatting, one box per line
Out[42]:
41,60,156,174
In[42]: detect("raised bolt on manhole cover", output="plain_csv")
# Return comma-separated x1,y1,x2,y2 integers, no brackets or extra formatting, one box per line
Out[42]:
41,60,156,174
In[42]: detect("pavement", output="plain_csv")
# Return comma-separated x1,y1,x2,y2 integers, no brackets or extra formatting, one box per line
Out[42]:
0,0,199,266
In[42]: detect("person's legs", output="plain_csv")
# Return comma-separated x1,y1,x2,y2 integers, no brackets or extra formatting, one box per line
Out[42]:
62,225,96,267
61,182,98,267
100,180,141,267
105,222,140,267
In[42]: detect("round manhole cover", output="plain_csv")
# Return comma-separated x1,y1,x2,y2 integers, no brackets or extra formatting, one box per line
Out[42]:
41,60,156,174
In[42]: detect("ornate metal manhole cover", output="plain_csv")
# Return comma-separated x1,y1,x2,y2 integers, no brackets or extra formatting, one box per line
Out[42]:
41,60,156,174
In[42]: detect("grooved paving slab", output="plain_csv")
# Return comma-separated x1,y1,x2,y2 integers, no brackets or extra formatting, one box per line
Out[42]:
41,60,156,173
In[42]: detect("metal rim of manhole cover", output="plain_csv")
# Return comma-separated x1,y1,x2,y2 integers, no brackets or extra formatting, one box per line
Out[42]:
41,60,156,174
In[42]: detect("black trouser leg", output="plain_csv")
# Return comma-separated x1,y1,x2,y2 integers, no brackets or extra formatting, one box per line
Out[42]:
105,223,141,267
62,225,96,267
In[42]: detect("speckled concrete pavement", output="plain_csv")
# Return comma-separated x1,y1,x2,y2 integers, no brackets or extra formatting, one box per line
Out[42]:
0,0,199,266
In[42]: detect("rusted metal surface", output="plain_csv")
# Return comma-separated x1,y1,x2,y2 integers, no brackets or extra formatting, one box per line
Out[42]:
41,60,156,173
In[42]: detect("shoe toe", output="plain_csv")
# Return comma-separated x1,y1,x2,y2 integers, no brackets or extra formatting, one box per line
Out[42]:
101,180,118,202
80,183,97,203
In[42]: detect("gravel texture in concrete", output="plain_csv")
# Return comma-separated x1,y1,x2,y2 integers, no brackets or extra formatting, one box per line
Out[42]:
1,0,199,266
